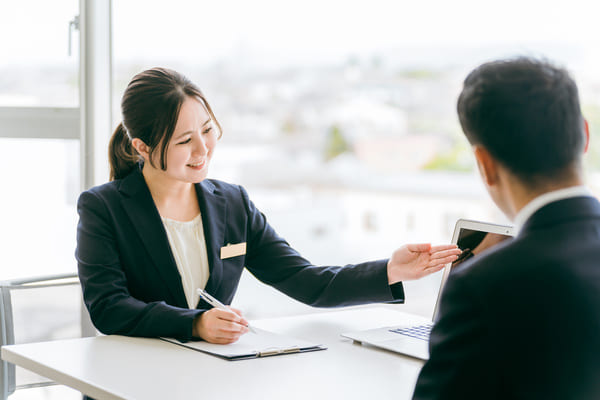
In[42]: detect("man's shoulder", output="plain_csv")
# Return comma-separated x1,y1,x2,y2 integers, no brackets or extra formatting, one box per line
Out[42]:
451,236,534,285
451,218,597,289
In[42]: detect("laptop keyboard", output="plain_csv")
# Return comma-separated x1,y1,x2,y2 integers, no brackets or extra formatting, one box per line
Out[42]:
389,324,433,341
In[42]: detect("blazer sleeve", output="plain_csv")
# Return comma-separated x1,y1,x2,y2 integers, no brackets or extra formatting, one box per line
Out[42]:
412,271,494,400
238,186,403,307
76,190,202,341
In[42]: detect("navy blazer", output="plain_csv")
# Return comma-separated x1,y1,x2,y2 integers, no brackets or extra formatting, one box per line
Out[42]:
76,167,403,341
413,196,600,400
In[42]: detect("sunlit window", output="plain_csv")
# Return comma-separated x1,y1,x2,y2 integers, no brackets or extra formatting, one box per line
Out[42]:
0,0,80,280
0,0,79,107
112,0,600,317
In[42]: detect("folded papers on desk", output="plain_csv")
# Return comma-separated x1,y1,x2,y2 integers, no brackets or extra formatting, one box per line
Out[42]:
161,328,327,360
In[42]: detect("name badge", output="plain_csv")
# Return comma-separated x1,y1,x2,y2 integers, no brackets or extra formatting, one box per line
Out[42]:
220,242,247,259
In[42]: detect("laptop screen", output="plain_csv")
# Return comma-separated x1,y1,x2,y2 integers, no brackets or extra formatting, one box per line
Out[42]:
431,219,514,321
451,228,513,268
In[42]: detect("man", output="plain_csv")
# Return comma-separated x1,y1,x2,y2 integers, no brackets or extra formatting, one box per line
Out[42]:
413,58,600,399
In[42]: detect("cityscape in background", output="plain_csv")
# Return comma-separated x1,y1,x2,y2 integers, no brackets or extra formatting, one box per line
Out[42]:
111,51,600,256
4,47,600,302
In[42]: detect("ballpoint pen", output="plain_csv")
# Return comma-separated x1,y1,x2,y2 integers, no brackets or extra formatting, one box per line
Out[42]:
197,288,257,334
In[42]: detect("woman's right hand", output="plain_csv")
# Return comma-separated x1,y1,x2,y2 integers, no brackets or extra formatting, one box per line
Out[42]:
193,307,249,344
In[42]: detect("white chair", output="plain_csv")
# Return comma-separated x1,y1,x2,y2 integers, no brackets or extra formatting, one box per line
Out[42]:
0,273,96,399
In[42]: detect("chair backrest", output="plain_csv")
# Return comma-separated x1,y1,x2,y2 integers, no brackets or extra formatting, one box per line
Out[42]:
0,273,96,399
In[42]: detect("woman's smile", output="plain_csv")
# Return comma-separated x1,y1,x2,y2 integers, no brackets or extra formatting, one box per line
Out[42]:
186,160,206,170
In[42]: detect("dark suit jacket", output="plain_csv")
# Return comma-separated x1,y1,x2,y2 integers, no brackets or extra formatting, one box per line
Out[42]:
413,196,600,400
76,167,403,341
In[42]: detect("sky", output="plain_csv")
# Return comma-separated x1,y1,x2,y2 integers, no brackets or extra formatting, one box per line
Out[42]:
113,0,600,69
2,0,600,71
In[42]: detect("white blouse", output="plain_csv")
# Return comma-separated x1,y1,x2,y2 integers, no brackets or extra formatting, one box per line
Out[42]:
161,214,210,309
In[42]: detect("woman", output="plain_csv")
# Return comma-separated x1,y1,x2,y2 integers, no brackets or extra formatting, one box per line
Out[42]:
76,67,460,344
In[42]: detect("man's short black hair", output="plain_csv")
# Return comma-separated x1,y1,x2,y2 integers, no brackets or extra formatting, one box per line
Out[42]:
457,57,585,185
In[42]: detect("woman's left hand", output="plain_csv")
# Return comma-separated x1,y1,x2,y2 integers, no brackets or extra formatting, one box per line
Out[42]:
387,243,461,284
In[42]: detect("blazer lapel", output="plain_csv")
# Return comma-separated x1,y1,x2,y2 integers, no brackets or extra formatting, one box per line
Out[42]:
195,180,227,297
118,168,187,307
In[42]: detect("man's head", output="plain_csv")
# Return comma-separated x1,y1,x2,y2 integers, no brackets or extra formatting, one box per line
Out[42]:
457,57,588,217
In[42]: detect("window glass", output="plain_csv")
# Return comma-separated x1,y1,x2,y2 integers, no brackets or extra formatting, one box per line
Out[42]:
0,0,80,283
0,138,79,279
113,0,600,317
0,0,79,107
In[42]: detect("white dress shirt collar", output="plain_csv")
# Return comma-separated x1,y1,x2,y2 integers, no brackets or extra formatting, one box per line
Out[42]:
513,185,593,233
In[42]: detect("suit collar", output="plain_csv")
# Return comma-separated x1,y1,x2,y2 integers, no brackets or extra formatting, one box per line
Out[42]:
195,181,227,298
520,195,600,236
117,163,219,197
119,167,187,307
513,186,592,233
117,163,146,197
118,166,228,308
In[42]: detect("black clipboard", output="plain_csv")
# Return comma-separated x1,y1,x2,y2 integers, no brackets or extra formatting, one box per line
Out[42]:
161,328,327,361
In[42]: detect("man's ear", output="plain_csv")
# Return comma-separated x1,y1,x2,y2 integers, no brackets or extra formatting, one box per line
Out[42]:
583,118,590,154
131,138,150,159
473,145,499,187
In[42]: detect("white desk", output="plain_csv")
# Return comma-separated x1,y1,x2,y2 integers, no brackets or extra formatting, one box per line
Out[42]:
1,307,428,400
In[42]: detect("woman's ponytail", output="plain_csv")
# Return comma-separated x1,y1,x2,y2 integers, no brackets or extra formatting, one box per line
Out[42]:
108,123,139,181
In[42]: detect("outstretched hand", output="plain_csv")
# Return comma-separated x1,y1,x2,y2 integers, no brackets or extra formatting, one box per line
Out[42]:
387,243,461,284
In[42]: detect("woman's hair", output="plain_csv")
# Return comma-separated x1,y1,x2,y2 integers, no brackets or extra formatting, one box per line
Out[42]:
108,67,222,180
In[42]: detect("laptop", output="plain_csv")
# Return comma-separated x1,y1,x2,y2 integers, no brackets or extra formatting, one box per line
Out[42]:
341,219,515,360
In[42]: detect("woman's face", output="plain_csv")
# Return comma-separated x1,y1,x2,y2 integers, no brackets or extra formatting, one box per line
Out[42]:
159,97,219,184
